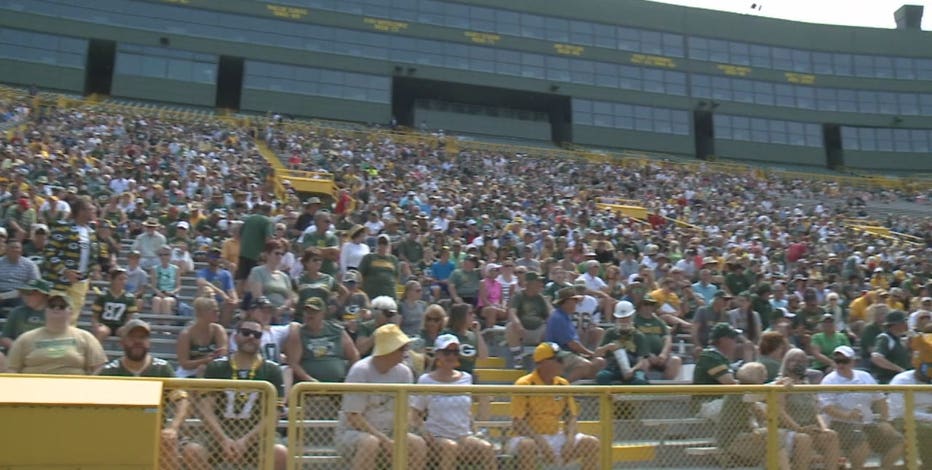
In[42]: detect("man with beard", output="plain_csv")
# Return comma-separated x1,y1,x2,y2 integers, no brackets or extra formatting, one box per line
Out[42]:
98,319,201,470
198,319,288,470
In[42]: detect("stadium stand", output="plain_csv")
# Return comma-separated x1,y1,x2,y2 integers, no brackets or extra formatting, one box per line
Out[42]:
0,84,929,469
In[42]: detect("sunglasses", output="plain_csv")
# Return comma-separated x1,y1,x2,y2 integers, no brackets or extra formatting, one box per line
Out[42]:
238,328,263,339
159,253,171,257
425,317,443,322
48,302,70,310
382,309,397,317
437,349,459,356
833,356,852,364
273,252,285,256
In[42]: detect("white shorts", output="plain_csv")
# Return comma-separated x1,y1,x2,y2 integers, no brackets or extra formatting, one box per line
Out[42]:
506,433,589,465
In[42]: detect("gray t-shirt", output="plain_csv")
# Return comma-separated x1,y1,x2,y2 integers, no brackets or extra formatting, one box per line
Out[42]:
337,356,414,434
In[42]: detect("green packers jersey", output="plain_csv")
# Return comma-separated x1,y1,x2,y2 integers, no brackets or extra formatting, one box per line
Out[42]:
99,357,175,377
91,290,139,328
204,357,284,438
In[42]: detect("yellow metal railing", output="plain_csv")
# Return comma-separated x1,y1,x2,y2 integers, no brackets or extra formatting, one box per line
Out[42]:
286,383,927,470
0,375,279,469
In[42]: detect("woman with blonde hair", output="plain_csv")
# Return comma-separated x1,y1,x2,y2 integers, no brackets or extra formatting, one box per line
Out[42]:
399,280,428,336
413,304,447,355
175,297,228,378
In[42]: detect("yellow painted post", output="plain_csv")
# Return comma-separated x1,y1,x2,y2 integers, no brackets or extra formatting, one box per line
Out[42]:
599,390,613,470
765,388,781,470
393,388,409,469
286,387,301,470
903,390,918,470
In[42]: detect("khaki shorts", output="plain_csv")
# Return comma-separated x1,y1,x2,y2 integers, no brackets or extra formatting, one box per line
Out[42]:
521,324,547,346
507,433,589,465
560,353,590,374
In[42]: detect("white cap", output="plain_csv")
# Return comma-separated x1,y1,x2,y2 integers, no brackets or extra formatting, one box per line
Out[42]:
176,221,190,230
833,345,856,359
659,303,677,314
434,334,460,350
613,301,635,319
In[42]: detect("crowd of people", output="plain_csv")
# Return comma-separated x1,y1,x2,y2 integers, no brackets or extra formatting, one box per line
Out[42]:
0,87,931,468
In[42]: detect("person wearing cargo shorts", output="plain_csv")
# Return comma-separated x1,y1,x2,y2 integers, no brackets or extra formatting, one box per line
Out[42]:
335,324,427,470
506,271,551,368
508,342,600,470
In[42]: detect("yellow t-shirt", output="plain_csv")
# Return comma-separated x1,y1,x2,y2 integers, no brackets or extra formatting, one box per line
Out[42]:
847,294,873,323
649,288,681,309
511,370,578,435
7,327,107,375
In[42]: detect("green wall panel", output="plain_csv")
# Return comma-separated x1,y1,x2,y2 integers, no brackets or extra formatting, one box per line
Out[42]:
0,59,83,93
240,89,391,124
111,75,214,107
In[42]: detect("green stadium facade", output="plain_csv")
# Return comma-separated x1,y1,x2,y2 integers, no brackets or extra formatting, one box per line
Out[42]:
1,0,930,173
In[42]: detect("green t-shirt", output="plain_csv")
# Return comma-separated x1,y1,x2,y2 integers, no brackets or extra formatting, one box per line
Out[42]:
296,272,336,320
634,314,670,355
91,289,139,329
398,238,424,266
449,268,480,298
543,281,572,303
99,357,175,377
600,326,648,373
694,347,732,385
439,328,479,374
872,331,911,384
2,305,45,341
860,322,883,360
759,355,782,382
302,231,340,276
298,322,347,383
793,306,824,333
810,332,850,370
203,357,285,438
751,294,774,330
239,214,272,261
509,291,550,330
724,272,751,296
358,253,399,299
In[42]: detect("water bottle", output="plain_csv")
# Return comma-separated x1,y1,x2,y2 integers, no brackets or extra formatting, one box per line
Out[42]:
678,339,686,356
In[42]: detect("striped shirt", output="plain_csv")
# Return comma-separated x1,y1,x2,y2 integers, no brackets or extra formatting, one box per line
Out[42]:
0,256,40,293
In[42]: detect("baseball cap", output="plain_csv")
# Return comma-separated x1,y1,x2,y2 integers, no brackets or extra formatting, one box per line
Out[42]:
19,279,51,295
833,345,856,359
176,221,189,230
525,271,543,283
613,300,635,319
253,296,273,308
303,297,325,311
343,271,359,283
434,334,460,350
118,319,151,337
372,324,411,357
710,323,742,342
884,310,907,325
533,342,571,363
713,291,733,299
